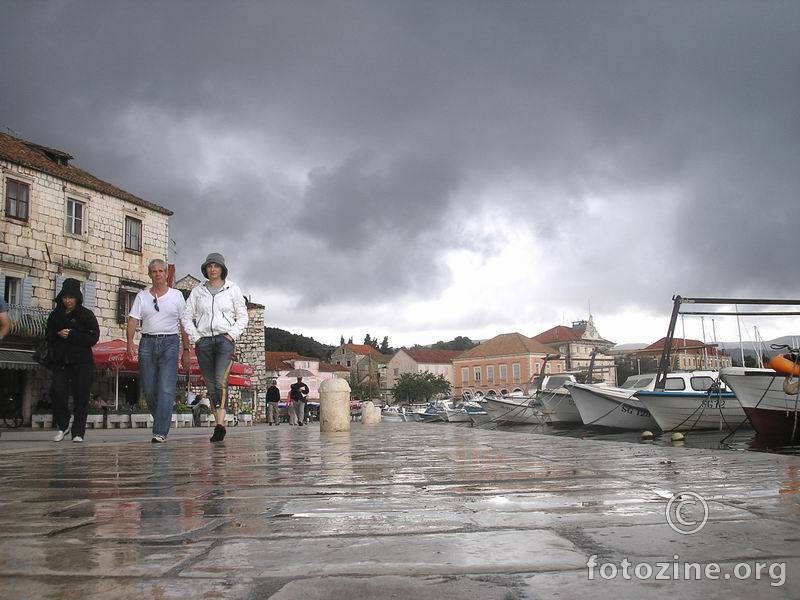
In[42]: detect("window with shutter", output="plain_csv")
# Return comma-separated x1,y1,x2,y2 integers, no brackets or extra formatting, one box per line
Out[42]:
117,281,146,324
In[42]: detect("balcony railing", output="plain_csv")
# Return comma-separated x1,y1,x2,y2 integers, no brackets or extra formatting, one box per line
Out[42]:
6,305,49,339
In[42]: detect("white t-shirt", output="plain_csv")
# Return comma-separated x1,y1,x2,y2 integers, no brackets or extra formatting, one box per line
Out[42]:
129,287,186,335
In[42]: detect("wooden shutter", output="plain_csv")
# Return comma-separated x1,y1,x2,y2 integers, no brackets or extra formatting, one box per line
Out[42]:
83,281,97,311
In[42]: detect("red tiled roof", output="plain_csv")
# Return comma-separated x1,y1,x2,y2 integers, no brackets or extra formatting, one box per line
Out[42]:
532,325,582,344
638,337,723,356
265,351,302,370
403,348,463,364
319,362,350,372
0,132,172,215
455,332,555,360
344,344,383,358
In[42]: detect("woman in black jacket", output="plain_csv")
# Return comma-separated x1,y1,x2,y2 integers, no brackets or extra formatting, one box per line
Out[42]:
46,278,100,442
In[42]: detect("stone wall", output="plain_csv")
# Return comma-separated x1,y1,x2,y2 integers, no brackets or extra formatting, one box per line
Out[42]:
1,159,171,338
239,303,267,421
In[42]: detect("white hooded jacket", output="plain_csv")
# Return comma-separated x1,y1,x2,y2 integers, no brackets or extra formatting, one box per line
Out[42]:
181,279,249,345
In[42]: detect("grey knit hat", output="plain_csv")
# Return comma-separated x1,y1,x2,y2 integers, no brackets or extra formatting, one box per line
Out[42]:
201,252,228,280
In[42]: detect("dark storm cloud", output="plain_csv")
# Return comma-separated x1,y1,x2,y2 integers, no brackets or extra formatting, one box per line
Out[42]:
2,1,799,342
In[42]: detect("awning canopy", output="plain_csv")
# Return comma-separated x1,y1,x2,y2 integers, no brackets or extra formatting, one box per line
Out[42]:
0,349,40,371
92,338,254,384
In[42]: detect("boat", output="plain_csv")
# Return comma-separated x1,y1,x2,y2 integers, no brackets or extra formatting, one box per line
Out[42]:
566,373,660,430
409,402,443,423
433,399,472,423
483,392,546,425
536,373,581,424
635,371,745,431
720,366,800,442
380,405,409,422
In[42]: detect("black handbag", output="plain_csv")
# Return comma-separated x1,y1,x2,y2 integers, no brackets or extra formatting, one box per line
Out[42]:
32,338,53,367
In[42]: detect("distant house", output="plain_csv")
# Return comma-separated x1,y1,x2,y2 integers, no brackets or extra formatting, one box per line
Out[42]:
0,131,173,422
532,316,617,385
265,351,350,402
451,332,565,397
631,337,732,372
385,348,463,400
331,343,385,381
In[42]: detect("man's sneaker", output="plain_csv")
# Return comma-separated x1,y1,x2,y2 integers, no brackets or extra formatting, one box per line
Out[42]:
151,434,166,443
72,436,84,443
53,429,69,442
210,424,226,442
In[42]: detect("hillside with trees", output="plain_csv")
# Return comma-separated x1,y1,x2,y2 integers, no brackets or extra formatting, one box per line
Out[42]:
265,327,336,360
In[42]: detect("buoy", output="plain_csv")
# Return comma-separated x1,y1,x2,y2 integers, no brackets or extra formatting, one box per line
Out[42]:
768,354,800,377
783,377,800,396
671,432,685,442
641,430,654,439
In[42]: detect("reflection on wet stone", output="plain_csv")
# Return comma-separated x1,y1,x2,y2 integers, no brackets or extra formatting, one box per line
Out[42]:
0,423,798,597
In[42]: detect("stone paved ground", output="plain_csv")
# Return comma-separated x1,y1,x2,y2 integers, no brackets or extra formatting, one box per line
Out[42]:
0,422,798,598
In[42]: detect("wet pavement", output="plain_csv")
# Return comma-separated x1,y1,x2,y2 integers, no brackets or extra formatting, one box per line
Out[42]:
0,422,798,598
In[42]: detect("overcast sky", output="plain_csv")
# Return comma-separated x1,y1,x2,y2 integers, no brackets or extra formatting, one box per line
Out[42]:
3,1,799,348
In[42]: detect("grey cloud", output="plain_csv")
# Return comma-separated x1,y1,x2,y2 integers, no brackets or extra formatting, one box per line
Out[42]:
2,1,799,342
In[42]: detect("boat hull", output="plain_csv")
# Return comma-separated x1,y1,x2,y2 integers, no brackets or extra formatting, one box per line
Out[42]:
721,367,800,443
483,396,544,424
568,383,659,430
636,390,744,431
539,389,581,424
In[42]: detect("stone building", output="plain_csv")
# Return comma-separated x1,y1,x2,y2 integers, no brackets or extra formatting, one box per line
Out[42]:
0,132,173,422
532,316,617,385
384,348,463,401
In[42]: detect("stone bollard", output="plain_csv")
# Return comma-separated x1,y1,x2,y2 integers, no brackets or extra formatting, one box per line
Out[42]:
319,378,351,432
361,401,382,425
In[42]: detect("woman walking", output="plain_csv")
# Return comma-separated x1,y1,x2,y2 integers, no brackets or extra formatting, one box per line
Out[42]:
47,278,100,442
182,253,249,442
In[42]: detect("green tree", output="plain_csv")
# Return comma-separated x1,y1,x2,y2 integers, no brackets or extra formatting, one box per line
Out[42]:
431,336,478,351
340,335,345,346
380,336,391,354
393,372,451,404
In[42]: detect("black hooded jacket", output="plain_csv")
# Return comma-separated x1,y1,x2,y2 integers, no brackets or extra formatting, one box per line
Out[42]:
45,279,100,366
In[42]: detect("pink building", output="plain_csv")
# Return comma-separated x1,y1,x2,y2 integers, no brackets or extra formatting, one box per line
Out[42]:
451,332,565,397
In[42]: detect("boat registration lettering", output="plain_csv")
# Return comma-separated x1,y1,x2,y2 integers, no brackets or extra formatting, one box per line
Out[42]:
621,404,651,418
700,398,725,409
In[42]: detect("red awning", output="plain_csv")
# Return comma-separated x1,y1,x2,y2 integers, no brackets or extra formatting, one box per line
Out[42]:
93,339,254,384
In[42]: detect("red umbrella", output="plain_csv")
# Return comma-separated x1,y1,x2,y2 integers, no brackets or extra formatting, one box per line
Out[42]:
92,339,139,410
92,339,138,371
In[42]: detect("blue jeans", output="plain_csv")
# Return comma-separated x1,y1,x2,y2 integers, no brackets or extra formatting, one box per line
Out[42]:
195,334,234,411
138,334,180,437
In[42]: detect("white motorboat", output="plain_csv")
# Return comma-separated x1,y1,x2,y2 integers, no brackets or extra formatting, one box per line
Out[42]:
565,373,660,430
536,373,581,424
380,405,409,422
720,366,800,443
433,399,472,423
483,393,546,425
635,371,745,431
410,403,443,423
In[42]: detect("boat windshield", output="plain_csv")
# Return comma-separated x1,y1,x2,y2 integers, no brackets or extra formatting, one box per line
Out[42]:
620,375,655,389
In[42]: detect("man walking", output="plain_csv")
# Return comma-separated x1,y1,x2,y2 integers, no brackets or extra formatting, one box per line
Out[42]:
289,376,309,426
127,259,190,443
265,380,281,425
